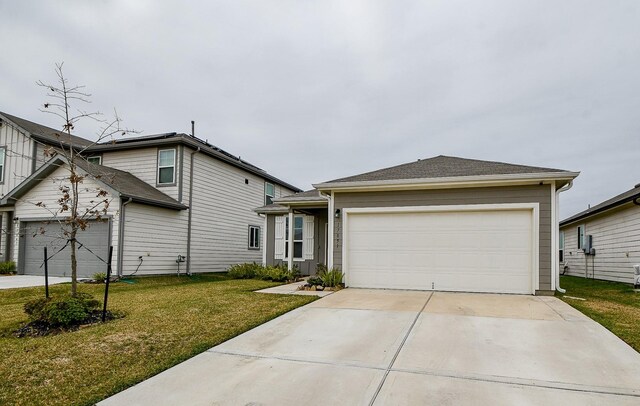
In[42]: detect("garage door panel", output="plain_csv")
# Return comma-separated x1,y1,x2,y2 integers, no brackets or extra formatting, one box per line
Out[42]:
345,209,534,294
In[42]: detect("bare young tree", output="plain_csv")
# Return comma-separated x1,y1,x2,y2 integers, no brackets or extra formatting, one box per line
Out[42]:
35,62,136,296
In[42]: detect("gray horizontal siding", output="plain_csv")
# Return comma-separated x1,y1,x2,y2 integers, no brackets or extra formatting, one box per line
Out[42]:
333,185,553,290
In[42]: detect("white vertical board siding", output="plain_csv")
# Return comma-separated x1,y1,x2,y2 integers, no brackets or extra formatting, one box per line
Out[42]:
101,147,181,201
12,164,121,274
120,203,188,275
561,204,640,284
188,152,295,272
0,124,36,197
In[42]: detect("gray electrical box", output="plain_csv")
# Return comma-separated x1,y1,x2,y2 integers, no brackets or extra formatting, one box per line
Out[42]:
583,235,594,254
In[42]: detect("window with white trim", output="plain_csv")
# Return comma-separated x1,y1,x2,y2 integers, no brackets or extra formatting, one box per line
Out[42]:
559,231,564,262
86,155,102,165
265,182,275,205
248,225,260,250
285,215,303,259
0,147,5,183
157,149,176,185
274,214,314,261
577,225,585,249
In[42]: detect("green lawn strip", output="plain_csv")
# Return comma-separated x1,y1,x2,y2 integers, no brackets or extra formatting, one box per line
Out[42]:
0,275,316,406
558,275,640,352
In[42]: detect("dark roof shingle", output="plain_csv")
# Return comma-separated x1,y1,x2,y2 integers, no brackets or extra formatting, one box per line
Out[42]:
0,111,93,147
561,183,640,225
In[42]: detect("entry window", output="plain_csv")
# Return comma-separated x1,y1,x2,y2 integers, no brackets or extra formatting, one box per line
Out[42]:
265,182,275,205
86,155,102,165
248,226,260,250
0,147,5,183
157,149,176,184
285,215,303,259
559,231,564,262
577,225,585,249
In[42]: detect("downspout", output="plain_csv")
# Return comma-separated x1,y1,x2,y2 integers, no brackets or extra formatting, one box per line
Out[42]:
319,191,333,269
117,197,133,277
186,147,201,275
556,180,573,293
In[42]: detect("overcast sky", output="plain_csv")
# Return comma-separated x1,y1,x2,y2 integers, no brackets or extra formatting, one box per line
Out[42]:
1,1,639,218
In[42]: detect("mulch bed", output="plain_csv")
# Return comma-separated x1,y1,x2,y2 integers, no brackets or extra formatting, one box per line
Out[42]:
14,310,122,338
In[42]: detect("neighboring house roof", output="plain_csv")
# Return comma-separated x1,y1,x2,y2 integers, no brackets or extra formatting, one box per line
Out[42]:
0,111,93,147
314,155,578,190
560,183,640,226
86,133,301,192
1,156,187,210
255,190,327,213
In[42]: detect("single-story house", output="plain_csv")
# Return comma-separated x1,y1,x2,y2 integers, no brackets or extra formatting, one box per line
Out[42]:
559,182,640,284
256,155,579,295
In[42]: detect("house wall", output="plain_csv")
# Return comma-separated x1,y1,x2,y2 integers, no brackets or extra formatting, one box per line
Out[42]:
0,122,39,197
120,203,188,275
561,203,640,284
187,149,297,273
265,211,328,275
333,184,553,291
12,164,121,274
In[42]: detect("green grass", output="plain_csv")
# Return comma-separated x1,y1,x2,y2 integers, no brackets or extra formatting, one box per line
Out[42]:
558,275,640,352
0,274,317,406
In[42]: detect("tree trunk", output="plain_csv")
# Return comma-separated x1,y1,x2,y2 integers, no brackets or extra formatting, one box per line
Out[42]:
70,228,78,296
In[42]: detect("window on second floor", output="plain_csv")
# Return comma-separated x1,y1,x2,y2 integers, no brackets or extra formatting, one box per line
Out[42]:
265,182,275,205
157,149,176,185
86,155,102,165
0,147,5,183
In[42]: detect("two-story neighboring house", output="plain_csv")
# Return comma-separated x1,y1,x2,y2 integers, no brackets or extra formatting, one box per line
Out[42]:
0,111,300,278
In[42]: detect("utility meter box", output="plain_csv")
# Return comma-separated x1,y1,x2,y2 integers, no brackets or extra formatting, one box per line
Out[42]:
583,235,594,254
634,265,640,288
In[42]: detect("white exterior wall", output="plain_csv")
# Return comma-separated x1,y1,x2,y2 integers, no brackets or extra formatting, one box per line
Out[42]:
188,150,296,272
12,165,121,274
561,203,640,284
101,146,182,202
120,203,188,275
0,123,38,197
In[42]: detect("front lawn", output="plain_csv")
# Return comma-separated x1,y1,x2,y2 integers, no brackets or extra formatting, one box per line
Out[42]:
0,274,316,406
558,275,640,352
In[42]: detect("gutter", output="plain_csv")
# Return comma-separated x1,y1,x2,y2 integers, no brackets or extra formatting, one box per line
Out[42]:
556,180,573,293
117,197,133,277
186,147,201,275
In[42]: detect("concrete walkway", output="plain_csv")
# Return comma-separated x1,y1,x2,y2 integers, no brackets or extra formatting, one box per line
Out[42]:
0,275,71,289
99,289,640,405
256,280,334,297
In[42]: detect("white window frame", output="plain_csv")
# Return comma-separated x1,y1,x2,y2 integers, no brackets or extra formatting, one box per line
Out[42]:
248,225,260,250
559,231,564,263
0,147,5,184
86,155,102,165
265,182,275,205
577,225,585,249
157,148,176,185
285,215,304,260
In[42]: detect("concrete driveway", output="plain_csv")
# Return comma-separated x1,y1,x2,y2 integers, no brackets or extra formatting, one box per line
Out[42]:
100,289,640,405
0,275,71,289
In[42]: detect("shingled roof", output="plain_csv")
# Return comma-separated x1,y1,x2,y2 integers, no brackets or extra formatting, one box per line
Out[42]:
321,155,572,184
0,111,93,147
561,183,640,226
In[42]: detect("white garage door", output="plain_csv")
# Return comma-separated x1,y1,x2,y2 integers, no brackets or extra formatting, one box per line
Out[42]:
345,207,535,294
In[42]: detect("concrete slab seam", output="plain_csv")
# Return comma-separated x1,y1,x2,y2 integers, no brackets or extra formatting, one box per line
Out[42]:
368,291,434,406
207,348,388,371
537,296,574,321
390,366,640,398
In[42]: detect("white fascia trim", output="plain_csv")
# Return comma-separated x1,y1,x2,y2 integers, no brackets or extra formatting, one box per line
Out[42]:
327,191,334,269
314,172,580,192
341,202,540,294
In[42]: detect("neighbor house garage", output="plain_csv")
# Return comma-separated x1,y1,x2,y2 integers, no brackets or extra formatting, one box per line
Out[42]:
257,156,579,295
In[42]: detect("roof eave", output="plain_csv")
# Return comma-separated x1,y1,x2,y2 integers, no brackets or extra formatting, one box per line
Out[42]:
313,172,580,192
122,195,188,210
560,195,640,226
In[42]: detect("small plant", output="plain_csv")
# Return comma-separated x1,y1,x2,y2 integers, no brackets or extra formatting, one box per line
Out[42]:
307,276,323,286
227,262,263,279
24,293,101,328
0,261,16,275
319,267,343,288
93,272,107,283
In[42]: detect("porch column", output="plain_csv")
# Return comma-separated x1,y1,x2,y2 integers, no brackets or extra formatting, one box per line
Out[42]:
288,210,294,270
0,211,8,261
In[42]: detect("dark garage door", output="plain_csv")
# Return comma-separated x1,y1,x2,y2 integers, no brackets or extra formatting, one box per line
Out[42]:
21,220,110,278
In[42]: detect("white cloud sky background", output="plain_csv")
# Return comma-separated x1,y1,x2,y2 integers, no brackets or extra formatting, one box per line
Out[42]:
1,0,639,218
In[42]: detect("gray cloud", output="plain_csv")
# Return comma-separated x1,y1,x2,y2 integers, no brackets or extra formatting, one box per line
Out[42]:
1,0,639,218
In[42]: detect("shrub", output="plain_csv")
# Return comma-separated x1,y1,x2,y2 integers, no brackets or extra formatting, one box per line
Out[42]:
24,293,101,328
227,262,263,279
0,261,16,275
94,272,107,283
307,276,323,286
319,267,343,288
255,264,293,282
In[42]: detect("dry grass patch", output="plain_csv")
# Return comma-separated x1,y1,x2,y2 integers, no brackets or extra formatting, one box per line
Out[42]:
558,275,640,352
0,274,316,406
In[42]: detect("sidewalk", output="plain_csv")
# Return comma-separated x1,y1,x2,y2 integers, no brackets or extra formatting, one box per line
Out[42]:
256,279,334,297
